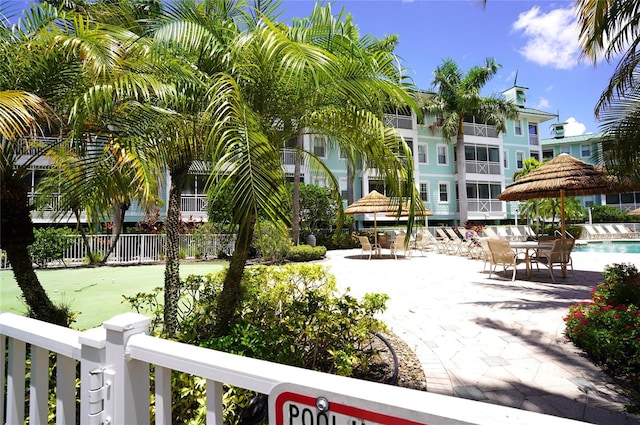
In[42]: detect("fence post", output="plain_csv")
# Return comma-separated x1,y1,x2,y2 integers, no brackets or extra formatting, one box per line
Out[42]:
79,326,107,425
103,313,151,425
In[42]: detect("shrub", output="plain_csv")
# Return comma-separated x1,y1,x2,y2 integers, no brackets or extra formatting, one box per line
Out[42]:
28,227,75,268
254,220,292,263
565,263,640,409
286,245,326,262
126,263,389,423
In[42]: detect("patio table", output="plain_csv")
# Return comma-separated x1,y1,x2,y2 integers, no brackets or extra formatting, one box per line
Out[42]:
509,241,554,278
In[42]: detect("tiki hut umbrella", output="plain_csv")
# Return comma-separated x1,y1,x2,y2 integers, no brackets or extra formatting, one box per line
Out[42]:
629,208,640,216
344,190,400,247
498,153,635,238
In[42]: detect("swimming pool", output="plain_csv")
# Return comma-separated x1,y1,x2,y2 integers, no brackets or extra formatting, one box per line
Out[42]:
574,240,640,254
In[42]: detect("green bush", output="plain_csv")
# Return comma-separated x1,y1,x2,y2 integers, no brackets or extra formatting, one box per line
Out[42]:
254,220,292,263
28,227,75,268
565,263,640,410
123,264,389,423
302,229,360,250
591,205,632,223
286,245,326,262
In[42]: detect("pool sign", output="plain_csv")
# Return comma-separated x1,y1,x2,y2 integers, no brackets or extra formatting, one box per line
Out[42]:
269,383,429,425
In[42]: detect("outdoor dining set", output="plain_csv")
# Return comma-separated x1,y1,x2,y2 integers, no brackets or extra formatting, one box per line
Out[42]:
356,226,575,283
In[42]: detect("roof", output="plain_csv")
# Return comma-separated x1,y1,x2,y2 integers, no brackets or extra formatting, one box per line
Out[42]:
516,107,557,120
541,131,606,146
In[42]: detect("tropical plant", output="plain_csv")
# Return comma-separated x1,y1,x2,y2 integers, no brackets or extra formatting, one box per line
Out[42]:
575,0,640,185
200,2,419,336
421,58,519,224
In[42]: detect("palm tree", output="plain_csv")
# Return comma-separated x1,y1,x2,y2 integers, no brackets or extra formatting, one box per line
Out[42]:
202,3,419,336
421,58,519,224
575,0,640,183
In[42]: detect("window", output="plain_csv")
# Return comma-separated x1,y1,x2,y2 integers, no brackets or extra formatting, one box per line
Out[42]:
418,144,427,163
514,120,522,135
542,149,554,159
369,179,385,195
581,144,591,158
438,183,449,203
313,137,326,158
503,150,509,168
560,146,570,154
339,147,347,160
420,183,429,202
516,151,524,169
530,151,540,161
437,144,448,165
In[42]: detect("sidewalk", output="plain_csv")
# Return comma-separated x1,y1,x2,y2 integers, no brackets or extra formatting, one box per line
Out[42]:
321,248,640,424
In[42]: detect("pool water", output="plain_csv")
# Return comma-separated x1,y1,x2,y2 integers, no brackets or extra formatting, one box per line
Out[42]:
574,240,640,254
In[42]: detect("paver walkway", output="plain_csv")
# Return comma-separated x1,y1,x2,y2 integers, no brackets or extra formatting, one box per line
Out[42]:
321,248,640,424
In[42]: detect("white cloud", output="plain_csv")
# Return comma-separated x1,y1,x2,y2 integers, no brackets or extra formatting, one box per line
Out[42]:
535,97,550,110
564,117,586,136
512,6,581,70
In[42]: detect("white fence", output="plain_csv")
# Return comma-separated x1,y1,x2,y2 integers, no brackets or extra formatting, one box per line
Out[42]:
1,233,236,270
0,312,587,425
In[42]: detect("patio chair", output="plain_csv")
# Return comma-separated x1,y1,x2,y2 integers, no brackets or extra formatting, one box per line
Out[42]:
486,239,525,281
356,235,380,260
390,233,410,259
479,238,492,272
530,238,575,282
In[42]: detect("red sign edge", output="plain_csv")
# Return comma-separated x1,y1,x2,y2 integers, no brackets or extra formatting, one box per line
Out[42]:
274,391,427,425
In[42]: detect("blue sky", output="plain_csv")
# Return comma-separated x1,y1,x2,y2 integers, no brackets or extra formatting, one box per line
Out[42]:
6,0,616,136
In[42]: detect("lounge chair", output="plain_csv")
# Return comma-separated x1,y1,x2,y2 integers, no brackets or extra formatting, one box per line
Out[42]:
496,227,512,240
411,230,435,256
524,226,537,238
444,228,473,256
356,235,380,260
510,227,527,242
583,225,601,240
435,228,457,255
479,238,492,272
390,233,410,259
605,224,622,239
530,238,575,282
486,239,525,281
615,224,638,239
594,225,612,239
482,227,500,239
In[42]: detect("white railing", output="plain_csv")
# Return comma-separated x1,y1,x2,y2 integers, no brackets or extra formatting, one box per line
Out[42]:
1,233,236,269
0,312,587,425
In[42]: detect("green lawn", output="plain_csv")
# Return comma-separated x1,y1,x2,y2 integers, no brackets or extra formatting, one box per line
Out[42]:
0,262,226,330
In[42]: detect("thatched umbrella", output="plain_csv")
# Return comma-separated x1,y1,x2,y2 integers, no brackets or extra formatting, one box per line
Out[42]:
345,190,401,247
386,202,434,226
498,153,635,238
628,207,640,216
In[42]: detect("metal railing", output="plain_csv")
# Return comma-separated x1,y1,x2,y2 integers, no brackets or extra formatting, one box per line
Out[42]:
465,161,501,175
462,122,498,138
0,312,586,425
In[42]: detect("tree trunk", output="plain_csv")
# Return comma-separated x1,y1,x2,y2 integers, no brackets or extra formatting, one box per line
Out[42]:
456,128,468,225
347,161,355,232
291,135,302,245
163,168,188,337
100,202,129,264
214,215,255,337
1,180,68,326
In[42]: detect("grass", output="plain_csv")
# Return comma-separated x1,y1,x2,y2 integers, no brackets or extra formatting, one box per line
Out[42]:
0,262,226,330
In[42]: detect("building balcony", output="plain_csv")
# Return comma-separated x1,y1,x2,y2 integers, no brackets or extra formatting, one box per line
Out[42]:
463,122,498,138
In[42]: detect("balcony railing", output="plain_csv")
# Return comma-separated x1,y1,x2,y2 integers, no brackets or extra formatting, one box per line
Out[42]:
180,194,208,212
0,312,585,425
280,148,297,165
529,134,539,146
467,199,504,213
463,122,498,138
465,161,501,175
384,114,413,130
